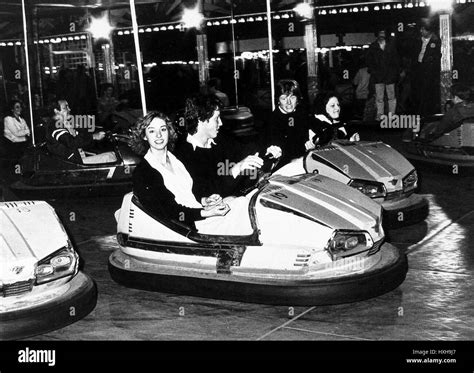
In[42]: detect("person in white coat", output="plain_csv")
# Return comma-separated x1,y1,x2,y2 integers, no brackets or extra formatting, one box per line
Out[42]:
3,99,30,161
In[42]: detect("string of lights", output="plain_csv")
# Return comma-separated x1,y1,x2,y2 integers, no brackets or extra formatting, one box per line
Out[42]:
0,0,472,47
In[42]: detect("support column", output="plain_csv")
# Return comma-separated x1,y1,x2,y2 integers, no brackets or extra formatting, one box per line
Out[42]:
196,32,209,90
304,0,319,107
439,12,453,112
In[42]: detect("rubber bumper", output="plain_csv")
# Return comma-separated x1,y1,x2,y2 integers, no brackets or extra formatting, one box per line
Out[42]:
1,272,97,340
382,193,429,229
109,243,408,306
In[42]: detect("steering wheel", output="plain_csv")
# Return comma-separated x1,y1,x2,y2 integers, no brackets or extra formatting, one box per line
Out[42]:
238,153,281,195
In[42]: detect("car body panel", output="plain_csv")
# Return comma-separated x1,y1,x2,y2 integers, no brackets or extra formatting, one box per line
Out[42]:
306,140,414,194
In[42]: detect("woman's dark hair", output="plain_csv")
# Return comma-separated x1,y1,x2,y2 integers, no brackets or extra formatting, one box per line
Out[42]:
129,111,177,155
275,79,302,104
9,99,23,112
313,91,340,116
451,83,472,102
184,94,222,135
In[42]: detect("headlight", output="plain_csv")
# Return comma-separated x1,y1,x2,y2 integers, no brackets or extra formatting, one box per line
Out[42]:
349,179,386,199
403,170,418,193
35,242,78,285
326,230,374,260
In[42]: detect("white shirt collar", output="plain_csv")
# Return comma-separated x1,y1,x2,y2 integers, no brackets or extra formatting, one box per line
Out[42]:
186,133,216,150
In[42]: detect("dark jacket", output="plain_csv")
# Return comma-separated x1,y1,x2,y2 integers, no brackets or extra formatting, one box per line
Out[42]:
268,106,310,167
132,159,203,229
46,125,93,163
415,35,441,78
174,134,258,199
366,39,400,84
309,115,358,146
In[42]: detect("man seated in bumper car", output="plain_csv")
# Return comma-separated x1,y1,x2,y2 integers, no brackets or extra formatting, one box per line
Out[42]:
173,94,282,199
130,111,252,236
46,99,117,164
417,83,474,143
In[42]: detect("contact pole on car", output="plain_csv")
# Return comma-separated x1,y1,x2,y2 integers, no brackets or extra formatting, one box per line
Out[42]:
129,0,147,116
266,0,275,111
21,0,35,146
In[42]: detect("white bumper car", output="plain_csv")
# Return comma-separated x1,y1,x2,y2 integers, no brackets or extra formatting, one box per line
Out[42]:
0,201,97,340
302,140,429,228
109,173,407,305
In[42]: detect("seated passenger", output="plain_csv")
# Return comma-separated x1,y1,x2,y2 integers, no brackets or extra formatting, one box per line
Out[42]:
130,111,252,236
268,80,313,170
309,91,360,147
174,94,281,200
272,92,360,177
46,99,116,164
418,83,474,143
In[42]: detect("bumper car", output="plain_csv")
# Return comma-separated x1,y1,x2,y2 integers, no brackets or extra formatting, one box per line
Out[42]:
303,140,429,229
403,115,474,172
0,200,97,340
109,171,407,306
10,132,140,198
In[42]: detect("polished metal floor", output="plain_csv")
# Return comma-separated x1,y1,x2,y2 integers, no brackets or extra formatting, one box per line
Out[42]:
3,129,474,340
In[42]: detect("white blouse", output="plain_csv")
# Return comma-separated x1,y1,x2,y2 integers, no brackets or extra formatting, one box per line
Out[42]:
144,149,202,209
4,116,30,143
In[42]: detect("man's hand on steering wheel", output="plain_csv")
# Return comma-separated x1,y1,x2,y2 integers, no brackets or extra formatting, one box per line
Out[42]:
231,153,263,178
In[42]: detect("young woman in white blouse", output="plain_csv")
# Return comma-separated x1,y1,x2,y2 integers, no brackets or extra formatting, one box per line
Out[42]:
3,100,31,160
130,111,252,236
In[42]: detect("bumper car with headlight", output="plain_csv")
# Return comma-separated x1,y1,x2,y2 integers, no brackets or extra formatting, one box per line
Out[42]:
0,201,97,340
109,173,407,306
303,140,429,228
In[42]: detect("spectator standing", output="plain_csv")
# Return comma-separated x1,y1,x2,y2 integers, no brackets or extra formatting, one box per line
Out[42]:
412,20,442,117
366,29,400,121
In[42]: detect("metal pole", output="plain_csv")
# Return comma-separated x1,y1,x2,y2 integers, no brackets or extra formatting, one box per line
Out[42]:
265,0,275,111
439,12,453,112
129,0,147,116
21,0,35,145
230,3,239,107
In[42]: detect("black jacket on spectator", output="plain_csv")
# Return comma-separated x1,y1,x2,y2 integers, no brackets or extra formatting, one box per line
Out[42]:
412,35,442,116
132,159,203,230
366,39,400,85
46,125,93,163
268,106,310,167
174,134,258,199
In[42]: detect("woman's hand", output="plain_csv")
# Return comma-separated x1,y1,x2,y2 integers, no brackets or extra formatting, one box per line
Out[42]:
201,202,230,217
201,194,223,209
